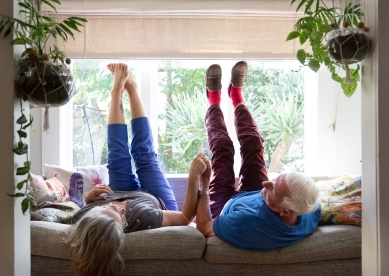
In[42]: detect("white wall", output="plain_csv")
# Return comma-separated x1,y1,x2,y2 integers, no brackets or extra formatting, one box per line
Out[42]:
0,0,31,275
362,0,389,274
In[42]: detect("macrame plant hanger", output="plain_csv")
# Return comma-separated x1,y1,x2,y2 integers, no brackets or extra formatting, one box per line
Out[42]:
41,7,72,132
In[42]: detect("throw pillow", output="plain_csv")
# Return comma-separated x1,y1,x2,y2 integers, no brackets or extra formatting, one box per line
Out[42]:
31,201,80,224
316,174,362,225
30,173,70,206
43,164,109,208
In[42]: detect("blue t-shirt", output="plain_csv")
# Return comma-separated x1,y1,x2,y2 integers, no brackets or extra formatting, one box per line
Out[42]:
213,191,321,251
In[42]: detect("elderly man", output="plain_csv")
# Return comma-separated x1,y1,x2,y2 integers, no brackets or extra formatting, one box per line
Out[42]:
195,61,321,251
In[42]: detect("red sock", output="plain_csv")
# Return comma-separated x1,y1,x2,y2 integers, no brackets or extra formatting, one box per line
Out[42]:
208,90,221,105
229,85,244,108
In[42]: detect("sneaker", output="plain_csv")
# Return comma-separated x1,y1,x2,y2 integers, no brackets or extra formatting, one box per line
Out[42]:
205,64,222,97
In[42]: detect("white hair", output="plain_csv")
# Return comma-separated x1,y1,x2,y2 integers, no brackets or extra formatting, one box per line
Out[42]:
281,172,320,215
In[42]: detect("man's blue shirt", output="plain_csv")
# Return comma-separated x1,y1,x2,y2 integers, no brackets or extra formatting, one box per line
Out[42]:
213,191,321,251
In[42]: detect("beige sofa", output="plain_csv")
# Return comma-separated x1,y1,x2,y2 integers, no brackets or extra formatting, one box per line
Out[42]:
31,176,361,276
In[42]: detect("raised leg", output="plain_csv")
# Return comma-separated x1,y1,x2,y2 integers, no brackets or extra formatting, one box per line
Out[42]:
108,64,178,211
106,64,140,191
234,104,268,191
206,104,237,218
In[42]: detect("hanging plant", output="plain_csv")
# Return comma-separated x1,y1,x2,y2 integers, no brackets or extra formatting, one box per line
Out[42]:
0,0,87,214
286,0,369,97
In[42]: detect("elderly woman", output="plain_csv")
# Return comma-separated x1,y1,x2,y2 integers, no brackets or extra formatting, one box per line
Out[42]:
63,63,207,276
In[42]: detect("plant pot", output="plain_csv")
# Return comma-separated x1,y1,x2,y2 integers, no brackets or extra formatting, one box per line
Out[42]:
18,59,74,107
327,27,369,64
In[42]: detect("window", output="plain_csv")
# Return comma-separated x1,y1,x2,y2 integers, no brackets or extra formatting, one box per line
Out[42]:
68,59,305,175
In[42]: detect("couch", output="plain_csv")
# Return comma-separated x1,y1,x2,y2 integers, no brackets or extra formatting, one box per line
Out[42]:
31,176,361,276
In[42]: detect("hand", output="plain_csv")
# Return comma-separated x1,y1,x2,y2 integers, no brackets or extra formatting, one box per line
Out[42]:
200,156,211,189
189,153,207,178
85,184,113,203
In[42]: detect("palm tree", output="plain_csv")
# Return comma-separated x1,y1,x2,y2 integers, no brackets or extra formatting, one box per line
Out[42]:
253,92,304,172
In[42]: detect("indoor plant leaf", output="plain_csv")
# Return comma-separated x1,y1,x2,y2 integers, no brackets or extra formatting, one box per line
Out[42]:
308,59,320,72
286,31,300,41
297,49,307,64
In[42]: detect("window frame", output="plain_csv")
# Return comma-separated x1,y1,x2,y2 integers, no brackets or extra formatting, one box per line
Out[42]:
30,61,362,177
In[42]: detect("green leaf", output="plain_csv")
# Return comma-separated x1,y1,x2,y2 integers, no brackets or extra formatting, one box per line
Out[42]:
10,38,26,45
13,147,28,155
22,198,30,214
297,49,307,64
17,130,27,138
70,17,88,23
24,161,31,168
22,115,33,130
331,73,342,82
318,24,333,33
16,114,28,124
341,81,358,97
7,193,25,198
308,59,320,72
16,167,29,175
286,31,300,41
16,180,28,190
299,32,309,44
310,31,323,42
41,0,58,13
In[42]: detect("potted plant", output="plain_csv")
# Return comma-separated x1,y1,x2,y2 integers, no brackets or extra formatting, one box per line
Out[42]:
286,0,369,97
0,0,87,213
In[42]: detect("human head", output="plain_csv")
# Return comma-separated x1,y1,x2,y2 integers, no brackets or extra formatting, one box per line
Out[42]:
262,172,320,215
281,172,320,215
62,206,124,276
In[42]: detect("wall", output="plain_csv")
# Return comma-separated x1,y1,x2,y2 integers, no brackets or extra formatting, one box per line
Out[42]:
304,67,362,176
362,0,389,274
0,0,31,275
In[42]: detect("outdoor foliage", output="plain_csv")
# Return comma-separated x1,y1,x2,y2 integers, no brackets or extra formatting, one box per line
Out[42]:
70,60,305,175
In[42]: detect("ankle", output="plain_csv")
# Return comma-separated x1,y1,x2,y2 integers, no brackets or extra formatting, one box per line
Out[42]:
229,84,244,108
208,89,221,105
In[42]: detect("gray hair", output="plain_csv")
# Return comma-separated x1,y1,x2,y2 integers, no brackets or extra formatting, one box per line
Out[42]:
62,206,124,276
281,172,320,215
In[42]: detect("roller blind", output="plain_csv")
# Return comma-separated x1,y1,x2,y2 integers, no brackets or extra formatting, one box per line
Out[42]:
50,0,305,59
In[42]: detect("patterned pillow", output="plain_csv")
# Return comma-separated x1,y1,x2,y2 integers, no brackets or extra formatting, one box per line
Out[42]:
30,173,70,206
43,164,109,208
31,201,80,224
316,174,362,225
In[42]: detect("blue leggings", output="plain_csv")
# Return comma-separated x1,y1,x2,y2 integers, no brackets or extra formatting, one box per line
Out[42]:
107,117,178,211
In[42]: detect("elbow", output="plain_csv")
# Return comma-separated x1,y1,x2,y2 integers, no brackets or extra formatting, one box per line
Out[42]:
196,221,215,237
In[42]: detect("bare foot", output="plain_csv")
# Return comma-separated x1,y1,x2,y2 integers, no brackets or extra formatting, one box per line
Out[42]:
112,63,129,94
108,63,137,92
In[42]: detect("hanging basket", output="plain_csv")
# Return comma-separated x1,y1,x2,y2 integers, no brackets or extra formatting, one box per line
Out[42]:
327,27,369,64
17,58,75,131
18,59,74,107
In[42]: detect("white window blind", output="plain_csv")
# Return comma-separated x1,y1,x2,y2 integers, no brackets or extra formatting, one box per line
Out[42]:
47,0,305,59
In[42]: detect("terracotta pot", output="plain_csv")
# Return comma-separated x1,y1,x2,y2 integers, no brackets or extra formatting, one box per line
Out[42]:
18,59,74,107
327,27,369,64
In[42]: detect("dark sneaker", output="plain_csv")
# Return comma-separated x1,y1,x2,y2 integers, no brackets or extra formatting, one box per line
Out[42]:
205,64,222,97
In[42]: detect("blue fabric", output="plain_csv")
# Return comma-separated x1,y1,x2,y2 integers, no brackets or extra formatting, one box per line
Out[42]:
107,118,178,211
213,191,321,251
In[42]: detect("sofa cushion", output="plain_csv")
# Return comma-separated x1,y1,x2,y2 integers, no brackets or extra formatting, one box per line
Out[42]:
204,225,361,264
31,221,206,260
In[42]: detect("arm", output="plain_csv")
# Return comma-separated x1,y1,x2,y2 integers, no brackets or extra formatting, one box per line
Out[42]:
196,157,215,237
84,184,113,204
161,153,206,226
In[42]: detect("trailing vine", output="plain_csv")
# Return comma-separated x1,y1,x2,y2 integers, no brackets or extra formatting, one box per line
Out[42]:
1,0,86,214
286,0,368,97
8,98,35,214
